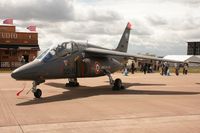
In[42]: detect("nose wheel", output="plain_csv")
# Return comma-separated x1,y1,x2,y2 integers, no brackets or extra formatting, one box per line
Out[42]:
33,89,42,98
30,80,44,98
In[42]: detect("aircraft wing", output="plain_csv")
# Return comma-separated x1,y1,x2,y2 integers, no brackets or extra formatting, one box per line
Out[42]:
84,47,196,63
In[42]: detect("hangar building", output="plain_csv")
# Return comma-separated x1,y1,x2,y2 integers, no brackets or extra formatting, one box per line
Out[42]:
163,55,200,66
0,25,40,69
187,42,200,55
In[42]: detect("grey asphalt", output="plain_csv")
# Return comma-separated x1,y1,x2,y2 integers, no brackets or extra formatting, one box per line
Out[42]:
0,73,200,133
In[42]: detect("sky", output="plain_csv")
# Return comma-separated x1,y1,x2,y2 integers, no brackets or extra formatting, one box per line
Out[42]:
0,0,200,56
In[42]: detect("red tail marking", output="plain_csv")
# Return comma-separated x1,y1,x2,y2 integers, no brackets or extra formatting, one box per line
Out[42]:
127,22,132,30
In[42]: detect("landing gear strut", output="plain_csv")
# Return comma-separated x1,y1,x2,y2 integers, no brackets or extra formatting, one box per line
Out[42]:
104,70,125,91
31,80,45,98
66,78,79,87
103,69,114,85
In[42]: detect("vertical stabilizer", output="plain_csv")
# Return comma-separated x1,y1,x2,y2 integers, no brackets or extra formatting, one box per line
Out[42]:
115,22,131,52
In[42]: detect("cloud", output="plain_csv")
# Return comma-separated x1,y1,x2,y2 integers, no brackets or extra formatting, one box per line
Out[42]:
131,21,153,36
86,9,122,22
172,0,200,6
0,0,122,22
73,2,122,22
146,15,168,26
1,0,200,56
168,16,200,31
0,0,75,21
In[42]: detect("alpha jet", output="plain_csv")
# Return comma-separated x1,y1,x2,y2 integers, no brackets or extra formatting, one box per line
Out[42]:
11,22,181,98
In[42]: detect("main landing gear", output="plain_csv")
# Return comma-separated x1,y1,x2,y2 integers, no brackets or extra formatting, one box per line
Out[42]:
112,78,125,91
65,78,80,87
104,70,125,91
31,80,45,98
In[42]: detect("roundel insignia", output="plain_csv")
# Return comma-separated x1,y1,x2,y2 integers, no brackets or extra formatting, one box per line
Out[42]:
95,62,101,74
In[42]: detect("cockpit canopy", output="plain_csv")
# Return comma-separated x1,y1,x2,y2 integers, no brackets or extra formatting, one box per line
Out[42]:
37,41,79,62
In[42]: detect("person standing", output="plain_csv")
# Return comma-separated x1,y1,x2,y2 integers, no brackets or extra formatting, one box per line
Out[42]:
174,63,179,76
183,63,189,75
164,62,168,76
123,64,128,76
131,61,135,74
161,63,165,75
20,56,25,66
143,63,148,74
165,63,170,76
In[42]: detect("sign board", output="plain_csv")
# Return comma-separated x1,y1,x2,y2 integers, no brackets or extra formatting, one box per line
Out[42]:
0,32,38,45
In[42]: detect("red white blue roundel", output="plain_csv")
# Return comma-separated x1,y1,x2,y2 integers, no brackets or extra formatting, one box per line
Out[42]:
95,62,101,74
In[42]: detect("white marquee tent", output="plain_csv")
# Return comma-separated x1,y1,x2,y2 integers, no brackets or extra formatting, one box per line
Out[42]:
163,55,200,66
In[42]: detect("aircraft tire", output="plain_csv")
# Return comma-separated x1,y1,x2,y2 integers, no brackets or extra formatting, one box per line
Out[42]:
66,82,79,87
112,78,122,91
75,82,80,87
112,86,119,91
65,83,69,87
69,82,74,87
34,89,42,98
121,86,125,90
114,78,122,88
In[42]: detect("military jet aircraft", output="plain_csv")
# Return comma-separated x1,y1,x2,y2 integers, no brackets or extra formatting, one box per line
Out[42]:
11,22,187,98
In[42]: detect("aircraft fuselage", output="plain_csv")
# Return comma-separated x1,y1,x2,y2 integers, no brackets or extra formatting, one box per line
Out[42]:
11,43,126,81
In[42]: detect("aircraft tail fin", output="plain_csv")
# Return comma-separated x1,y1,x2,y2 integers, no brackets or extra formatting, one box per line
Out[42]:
115,22,132,53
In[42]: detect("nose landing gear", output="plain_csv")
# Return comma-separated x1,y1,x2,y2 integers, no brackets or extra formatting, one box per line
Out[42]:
31,80,45,98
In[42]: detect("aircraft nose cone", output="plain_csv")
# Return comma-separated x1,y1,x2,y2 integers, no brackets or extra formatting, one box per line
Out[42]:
11,60,42,80
11,69,21,79
11,71,16,79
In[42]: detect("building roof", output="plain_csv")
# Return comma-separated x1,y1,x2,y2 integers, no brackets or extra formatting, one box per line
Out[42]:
163,55,193,62
187,41,200,43
164,55,200,63
195,56,200,59
0,44,40,50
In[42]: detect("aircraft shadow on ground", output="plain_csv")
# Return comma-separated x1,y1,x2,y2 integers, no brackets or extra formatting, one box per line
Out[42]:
16,82,200,106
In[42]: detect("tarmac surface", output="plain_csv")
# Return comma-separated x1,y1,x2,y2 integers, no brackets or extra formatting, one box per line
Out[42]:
0,72,200,133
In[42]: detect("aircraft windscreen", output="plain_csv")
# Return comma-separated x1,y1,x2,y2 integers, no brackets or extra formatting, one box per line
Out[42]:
36,49,49,59
36,42,76,62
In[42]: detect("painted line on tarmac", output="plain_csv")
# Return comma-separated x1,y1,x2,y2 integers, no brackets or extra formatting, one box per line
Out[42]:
1,114,200,132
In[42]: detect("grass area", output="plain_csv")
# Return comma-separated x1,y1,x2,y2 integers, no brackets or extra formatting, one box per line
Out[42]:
0,69,12,73
169,67,200,73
